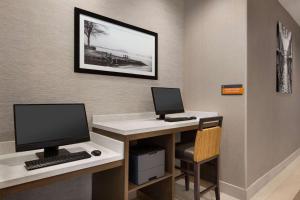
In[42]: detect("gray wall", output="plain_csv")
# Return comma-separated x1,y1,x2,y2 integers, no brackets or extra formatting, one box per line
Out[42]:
183,0,247,189
247,0,300,186
0,0,184,142
0,0,184,199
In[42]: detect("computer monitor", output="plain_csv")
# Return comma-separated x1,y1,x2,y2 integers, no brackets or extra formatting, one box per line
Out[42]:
14,104,90,158
151,87,184,120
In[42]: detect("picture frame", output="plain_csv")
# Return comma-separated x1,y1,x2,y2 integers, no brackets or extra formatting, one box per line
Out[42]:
74,8,158,80
276,21,293,94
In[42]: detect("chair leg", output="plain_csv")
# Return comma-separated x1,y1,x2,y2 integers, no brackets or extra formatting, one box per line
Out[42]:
214,157,220,200
184,173,190,191
194,162,200,200
181,161,190,191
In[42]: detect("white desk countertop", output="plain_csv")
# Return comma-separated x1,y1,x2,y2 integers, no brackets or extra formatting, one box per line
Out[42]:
0,132,124,189
93,111,219,135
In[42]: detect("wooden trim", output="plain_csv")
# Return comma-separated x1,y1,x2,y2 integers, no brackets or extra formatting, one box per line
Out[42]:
169,133,176,200
0,190,3,200
140,176,173,200
123,139,130,200
136,191,153,200
92,127,127,141
92,165,124,200
0,160,123,197
93,125,198,142
129,173,172,193
128,125,198,141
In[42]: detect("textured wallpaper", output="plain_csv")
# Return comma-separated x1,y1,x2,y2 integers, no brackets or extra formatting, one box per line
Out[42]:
0,0,184,199
247,0,300,186
0,0,184,142
183,0,247,192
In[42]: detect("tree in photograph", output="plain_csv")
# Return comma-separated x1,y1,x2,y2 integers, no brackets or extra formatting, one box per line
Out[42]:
84,21,106,47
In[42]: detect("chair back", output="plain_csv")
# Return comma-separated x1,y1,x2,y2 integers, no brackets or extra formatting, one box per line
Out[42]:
193,116,223,162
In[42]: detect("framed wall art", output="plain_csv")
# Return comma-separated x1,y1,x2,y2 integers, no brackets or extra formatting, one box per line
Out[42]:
276,21,293,94
74,8,158,80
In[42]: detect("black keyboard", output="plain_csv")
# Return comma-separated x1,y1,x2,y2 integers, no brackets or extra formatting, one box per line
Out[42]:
164,116,197,122
25,151,92,171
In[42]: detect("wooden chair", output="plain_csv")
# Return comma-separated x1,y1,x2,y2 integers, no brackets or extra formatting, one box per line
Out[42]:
175,116,223,200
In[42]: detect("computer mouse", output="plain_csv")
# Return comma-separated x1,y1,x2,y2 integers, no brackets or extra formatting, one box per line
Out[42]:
91,150,102,156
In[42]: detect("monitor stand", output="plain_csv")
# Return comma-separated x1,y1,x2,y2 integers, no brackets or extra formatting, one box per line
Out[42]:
157,114,166,120
36,146,70,159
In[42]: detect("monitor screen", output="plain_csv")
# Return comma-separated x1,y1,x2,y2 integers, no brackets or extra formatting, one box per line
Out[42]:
151,87,184,116
14,104,90,152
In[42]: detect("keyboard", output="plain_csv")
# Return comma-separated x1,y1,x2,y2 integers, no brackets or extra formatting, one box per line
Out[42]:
25,151,92,171
164,116,197,122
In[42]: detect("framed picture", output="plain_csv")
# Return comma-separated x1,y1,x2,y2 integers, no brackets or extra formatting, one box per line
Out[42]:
74,8,158,80
276,21,293,94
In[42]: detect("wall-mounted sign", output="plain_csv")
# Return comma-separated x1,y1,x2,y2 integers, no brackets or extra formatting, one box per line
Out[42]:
221,84,244,95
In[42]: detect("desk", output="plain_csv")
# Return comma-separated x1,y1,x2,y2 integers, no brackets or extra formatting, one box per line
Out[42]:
0,133,124,200
92,111,218,200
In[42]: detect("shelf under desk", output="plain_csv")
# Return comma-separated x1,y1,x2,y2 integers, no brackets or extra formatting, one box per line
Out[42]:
92,111,218,200
129,172,172,193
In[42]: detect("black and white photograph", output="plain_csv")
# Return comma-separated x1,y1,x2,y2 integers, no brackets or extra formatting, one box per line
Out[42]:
276,21,293,94
75,8,158,79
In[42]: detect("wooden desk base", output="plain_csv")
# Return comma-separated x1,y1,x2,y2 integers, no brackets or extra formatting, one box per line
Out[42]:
93,125,198,200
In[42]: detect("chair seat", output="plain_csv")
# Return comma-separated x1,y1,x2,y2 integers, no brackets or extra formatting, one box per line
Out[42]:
175,142,195,161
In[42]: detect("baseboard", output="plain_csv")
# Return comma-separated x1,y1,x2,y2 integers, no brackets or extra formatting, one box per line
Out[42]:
219,148,300,200
220,181,247,200
246,147,300,199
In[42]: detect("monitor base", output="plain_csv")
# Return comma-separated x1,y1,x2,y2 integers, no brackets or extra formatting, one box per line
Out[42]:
156,114,166,120
36,147,70,159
